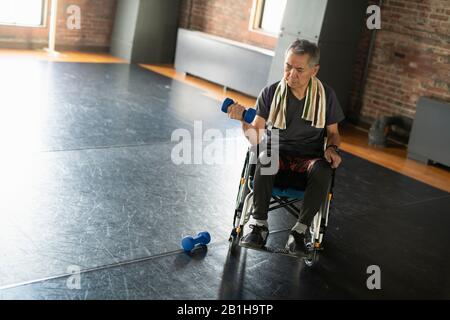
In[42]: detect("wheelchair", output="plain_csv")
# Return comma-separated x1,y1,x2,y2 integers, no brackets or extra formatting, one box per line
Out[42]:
228,146,336,267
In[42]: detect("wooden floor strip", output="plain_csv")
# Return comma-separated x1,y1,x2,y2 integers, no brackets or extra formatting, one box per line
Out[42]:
0,49,127,63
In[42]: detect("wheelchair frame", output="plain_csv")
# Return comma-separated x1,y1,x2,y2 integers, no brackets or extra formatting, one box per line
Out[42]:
228,147,335,266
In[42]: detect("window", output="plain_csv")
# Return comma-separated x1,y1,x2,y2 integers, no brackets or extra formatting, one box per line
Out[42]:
0,0,46,27
252,0,287,35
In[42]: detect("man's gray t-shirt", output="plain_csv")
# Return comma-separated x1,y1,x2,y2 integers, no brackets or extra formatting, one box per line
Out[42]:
256,81,345,157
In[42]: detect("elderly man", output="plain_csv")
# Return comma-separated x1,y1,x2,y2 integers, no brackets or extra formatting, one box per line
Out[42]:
227,39,345,255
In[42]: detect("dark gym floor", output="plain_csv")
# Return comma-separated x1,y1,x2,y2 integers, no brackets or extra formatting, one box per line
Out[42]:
0,60,449,299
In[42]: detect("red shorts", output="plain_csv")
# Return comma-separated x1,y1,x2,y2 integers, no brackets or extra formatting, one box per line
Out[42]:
278,154,322,174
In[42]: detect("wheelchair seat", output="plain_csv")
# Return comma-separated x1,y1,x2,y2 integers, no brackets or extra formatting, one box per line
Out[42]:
271,187,305,199
250,179,305,200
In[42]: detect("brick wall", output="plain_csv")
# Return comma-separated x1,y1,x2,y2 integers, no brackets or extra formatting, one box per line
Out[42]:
179,0,277,50
350,0,450,126
179,0,450,126
0,0,117,51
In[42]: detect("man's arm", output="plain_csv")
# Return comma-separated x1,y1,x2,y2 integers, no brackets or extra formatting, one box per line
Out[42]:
227,103,266,145
324,123,342,169
326,123,341,148
242,115,266,145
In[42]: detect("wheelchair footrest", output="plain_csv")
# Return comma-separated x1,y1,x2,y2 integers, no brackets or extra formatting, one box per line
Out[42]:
240,242,313,259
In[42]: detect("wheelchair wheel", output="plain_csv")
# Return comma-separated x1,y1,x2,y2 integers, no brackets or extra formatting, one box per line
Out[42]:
228,227,242,255
304,249,318,267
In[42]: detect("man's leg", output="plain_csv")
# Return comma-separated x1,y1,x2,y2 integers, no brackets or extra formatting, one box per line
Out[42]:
252,158,277,220
241,153,277,248
286,159,333,254
299,159,333,226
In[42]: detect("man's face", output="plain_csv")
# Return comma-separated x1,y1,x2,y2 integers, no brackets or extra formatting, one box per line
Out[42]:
284,50,319,90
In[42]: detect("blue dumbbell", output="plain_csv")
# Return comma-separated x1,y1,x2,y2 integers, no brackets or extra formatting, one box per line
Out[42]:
221,98,256,124
181,231,211,252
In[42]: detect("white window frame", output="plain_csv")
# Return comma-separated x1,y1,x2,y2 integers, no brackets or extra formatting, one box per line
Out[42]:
249,0,286,37
0,0,47,28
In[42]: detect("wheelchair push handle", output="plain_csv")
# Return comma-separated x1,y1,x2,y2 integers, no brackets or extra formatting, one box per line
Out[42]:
221,98,256,124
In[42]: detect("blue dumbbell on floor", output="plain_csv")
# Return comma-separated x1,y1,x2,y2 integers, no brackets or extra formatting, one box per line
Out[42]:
181,231,211,252
221,98,256,124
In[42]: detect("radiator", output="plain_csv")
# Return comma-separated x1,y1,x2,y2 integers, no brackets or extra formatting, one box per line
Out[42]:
174,28,274,97
408,97,450,167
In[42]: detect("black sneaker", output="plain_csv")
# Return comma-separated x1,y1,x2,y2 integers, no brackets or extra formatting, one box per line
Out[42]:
241,224,269,249
285,230,311,256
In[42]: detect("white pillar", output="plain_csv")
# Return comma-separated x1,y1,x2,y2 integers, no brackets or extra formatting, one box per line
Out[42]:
46,0,59,55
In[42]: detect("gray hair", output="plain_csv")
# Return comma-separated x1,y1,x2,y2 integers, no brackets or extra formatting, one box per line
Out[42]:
286,39,320,67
